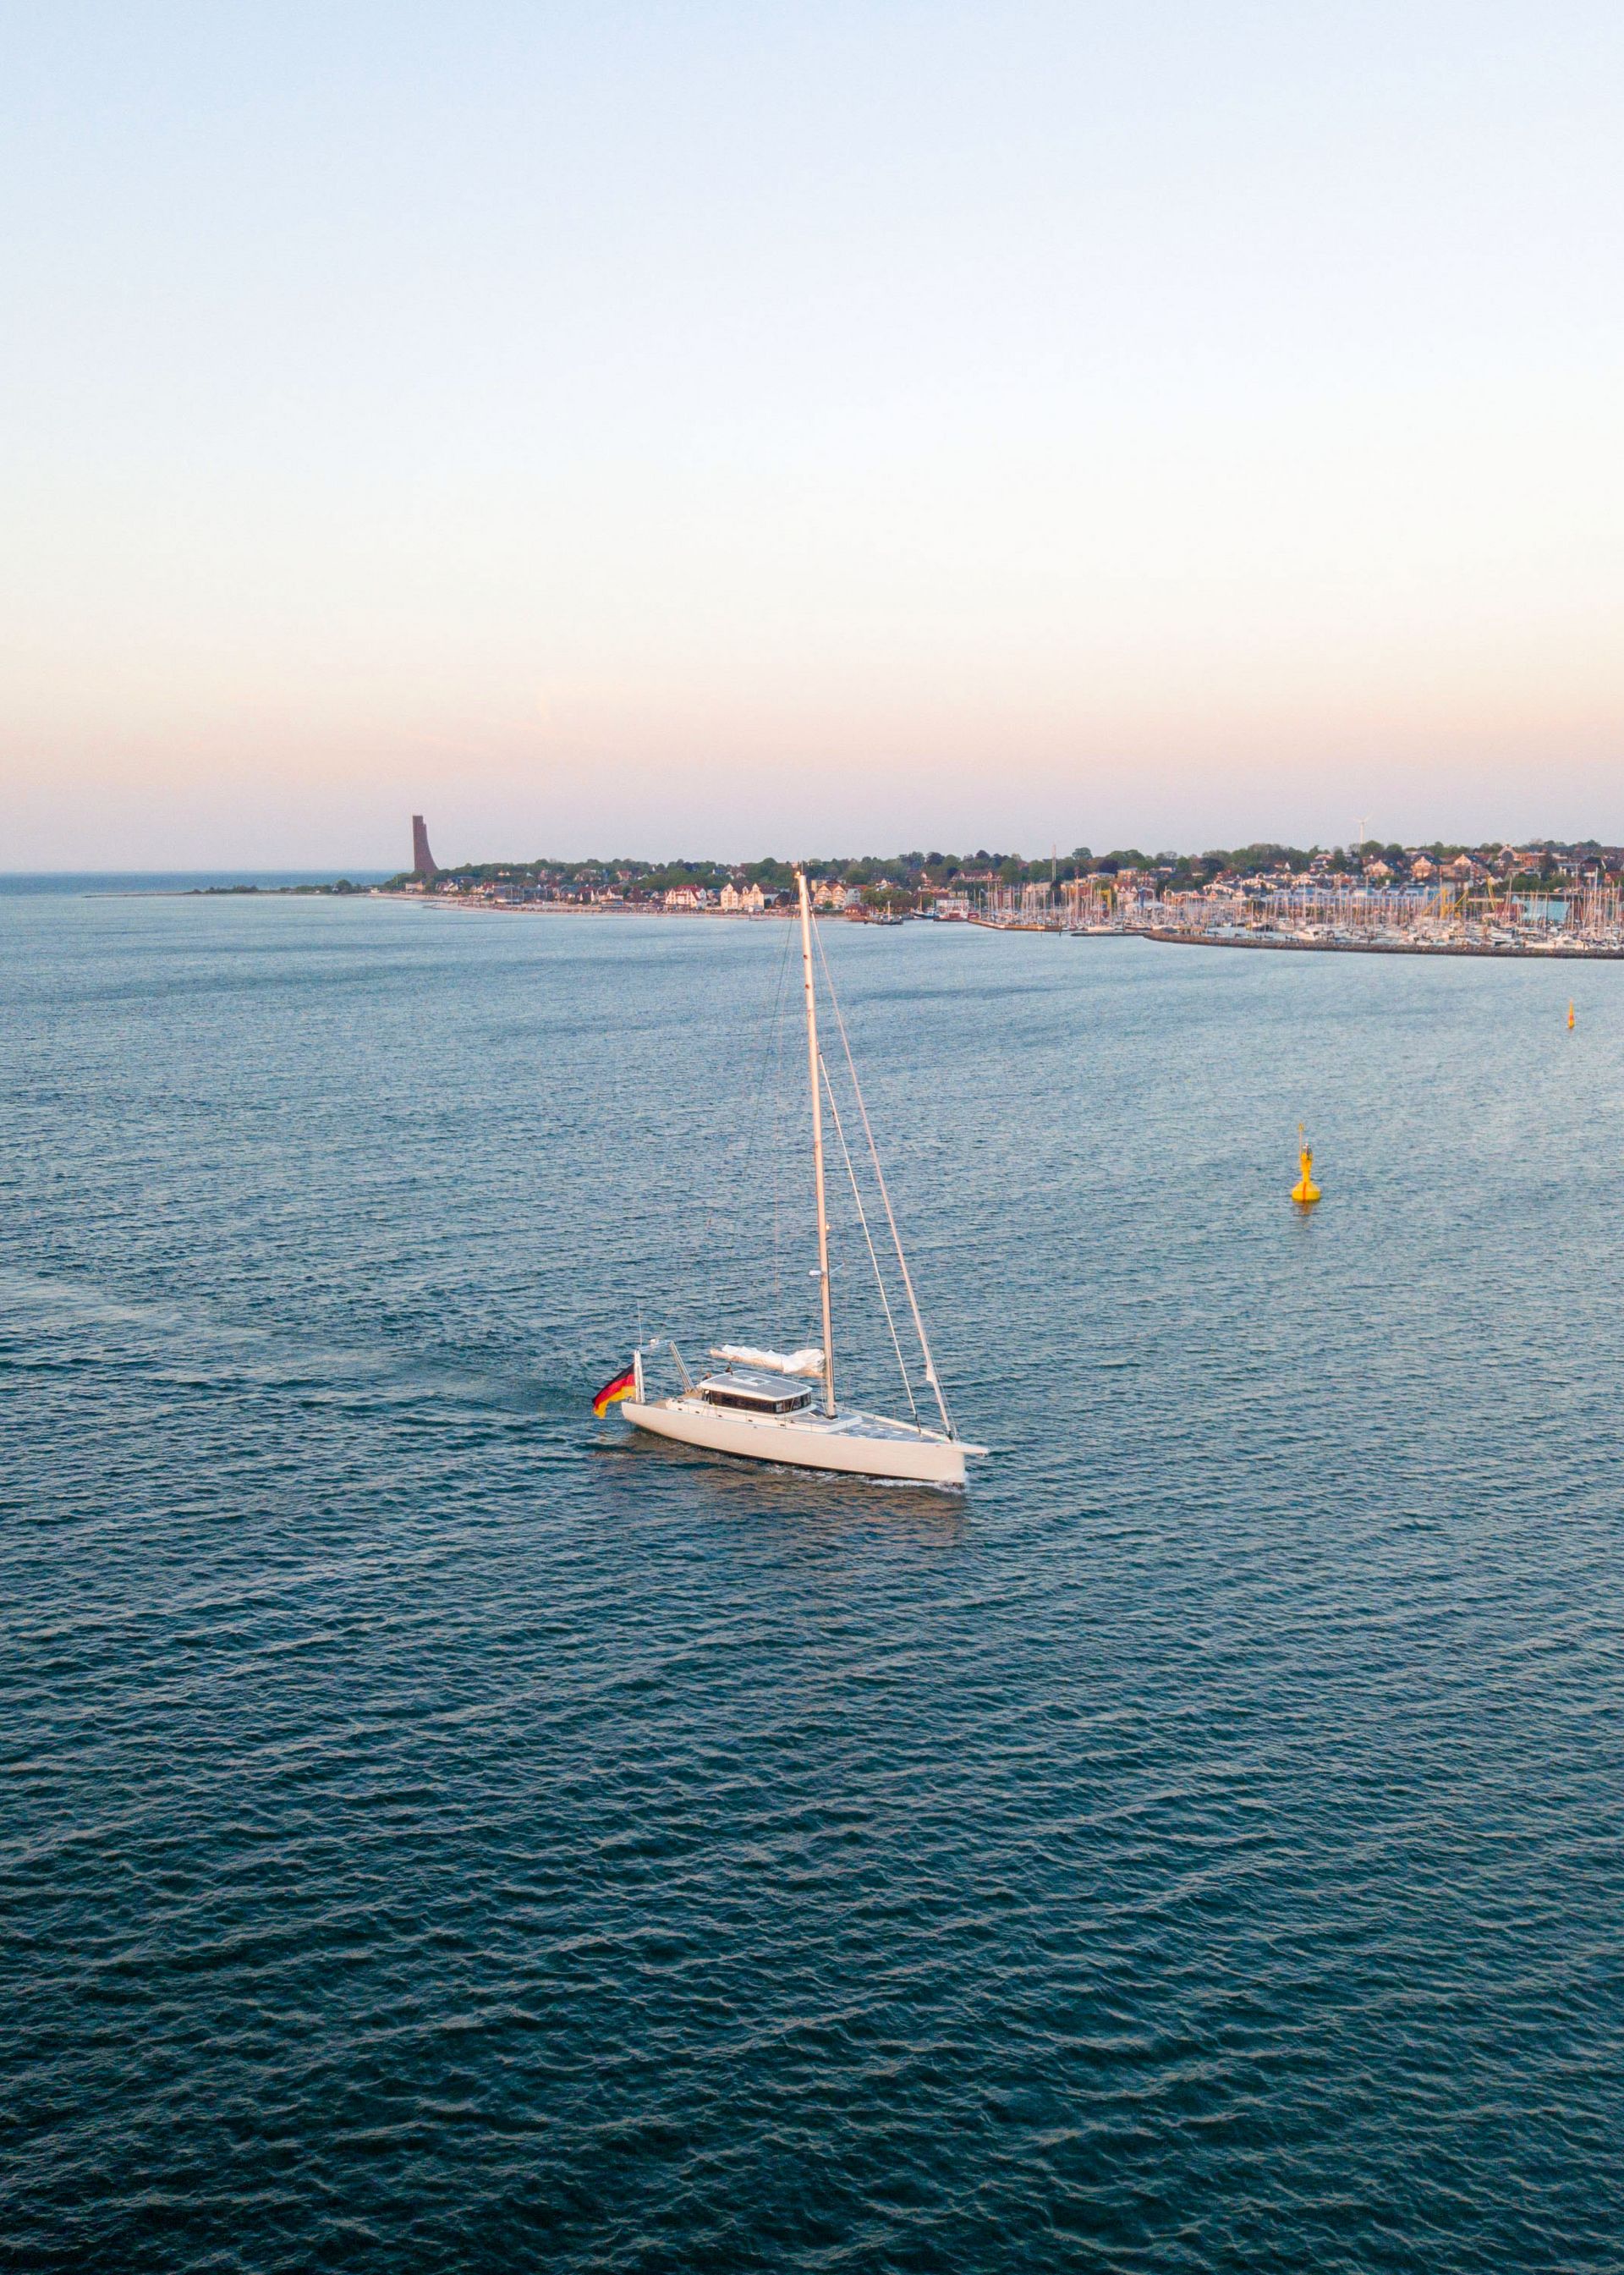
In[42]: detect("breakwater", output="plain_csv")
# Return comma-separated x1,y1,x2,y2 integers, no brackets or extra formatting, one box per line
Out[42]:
1141,926,1624,960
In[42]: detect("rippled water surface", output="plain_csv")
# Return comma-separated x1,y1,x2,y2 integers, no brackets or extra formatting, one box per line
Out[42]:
4,885,1622,2272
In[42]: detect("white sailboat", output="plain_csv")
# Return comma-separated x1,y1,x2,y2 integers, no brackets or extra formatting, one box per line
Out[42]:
612,869,985,1487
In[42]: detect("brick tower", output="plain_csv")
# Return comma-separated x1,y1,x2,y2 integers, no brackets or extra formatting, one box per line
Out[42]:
411,814,439,877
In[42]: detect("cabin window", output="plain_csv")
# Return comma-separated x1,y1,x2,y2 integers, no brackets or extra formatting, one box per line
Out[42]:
701,1386,812,1415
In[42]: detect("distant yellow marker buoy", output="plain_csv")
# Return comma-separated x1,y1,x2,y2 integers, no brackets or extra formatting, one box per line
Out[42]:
1567,1001,1576,1030
1291,1124,1321,1206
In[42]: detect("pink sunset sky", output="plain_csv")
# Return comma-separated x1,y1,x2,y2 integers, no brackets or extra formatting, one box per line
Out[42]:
4,2,1621,869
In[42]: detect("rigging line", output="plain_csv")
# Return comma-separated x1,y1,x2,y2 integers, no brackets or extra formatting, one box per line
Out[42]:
819,1052,919,1422
764,920,795,1323
599,948,647,1349
812,923,955,1438
768,928,793,1321
690,920,795,1316
737,919,794,1212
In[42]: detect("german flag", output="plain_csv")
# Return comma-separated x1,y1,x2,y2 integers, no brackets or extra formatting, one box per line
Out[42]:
591,1364,637,1417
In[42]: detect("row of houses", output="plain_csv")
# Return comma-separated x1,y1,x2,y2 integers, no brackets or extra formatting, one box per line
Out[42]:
663,881,771,912
662,882,871,912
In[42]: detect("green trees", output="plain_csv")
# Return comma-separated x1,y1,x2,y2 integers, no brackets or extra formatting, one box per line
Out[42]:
370,836,1624,899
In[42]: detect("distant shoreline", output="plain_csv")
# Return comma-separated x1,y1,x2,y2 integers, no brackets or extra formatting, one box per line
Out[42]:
382,893,797,918
77,883,1624,958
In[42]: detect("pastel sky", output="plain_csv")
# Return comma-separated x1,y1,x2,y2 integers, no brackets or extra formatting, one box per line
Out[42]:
4,2,1622,869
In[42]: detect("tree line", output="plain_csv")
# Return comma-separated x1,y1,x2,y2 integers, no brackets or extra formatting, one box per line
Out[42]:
384,838,1619,895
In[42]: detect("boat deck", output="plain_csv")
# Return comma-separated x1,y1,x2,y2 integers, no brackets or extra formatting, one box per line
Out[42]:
672,1395,945,1445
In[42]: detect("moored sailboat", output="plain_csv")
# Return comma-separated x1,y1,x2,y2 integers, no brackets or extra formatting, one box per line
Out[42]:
602,870,985,1486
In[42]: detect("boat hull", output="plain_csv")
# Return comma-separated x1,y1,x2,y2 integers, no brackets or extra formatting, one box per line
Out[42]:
623,1398,968,1486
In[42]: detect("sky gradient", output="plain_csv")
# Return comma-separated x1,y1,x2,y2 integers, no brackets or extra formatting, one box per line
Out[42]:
4,2,1622,869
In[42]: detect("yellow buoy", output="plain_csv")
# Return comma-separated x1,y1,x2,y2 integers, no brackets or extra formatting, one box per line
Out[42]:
1567,1001,1576,1030
1291,1124,1321,1206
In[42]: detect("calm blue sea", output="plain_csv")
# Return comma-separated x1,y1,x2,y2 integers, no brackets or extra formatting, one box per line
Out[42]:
3,883,1621,2272
0,871,390,897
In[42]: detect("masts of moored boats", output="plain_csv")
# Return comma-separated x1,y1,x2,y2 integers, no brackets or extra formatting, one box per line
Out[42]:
797,868,837,1418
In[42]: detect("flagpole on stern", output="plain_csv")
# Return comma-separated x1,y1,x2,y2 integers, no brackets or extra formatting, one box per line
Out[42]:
797,868,837,1418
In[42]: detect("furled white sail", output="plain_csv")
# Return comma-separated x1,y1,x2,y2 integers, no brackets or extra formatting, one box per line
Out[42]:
709,1344,825,1377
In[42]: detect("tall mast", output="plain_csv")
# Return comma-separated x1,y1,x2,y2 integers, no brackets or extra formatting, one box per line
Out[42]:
797,869,837,1416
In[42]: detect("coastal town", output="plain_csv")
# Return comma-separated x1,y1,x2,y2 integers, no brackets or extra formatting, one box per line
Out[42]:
366,824,1624,958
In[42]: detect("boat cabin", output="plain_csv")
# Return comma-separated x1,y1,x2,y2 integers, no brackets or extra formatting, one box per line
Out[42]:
695,1368,816,1416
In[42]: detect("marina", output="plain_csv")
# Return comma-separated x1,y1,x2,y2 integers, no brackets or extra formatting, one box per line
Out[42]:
358,819,1624,963
959,876,1624,959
